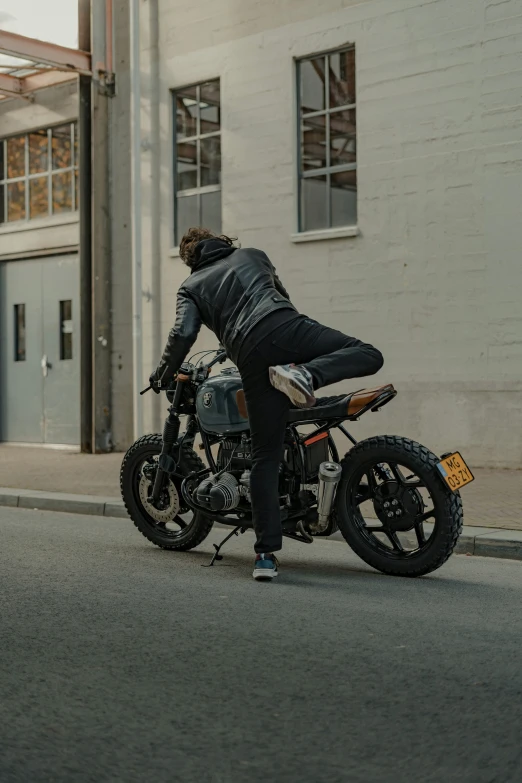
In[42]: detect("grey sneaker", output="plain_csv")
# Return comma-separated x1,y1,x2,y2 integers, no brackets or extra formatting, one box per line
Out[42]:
269,364,316,409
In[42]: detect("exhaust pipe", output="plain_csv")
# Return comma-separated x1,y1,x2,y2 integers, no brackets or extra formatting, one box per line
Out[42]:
311,462,342,534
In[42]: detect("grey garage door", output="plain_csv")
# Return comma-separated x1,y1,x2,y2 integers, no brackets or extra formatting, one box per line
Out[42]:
0,255,80,445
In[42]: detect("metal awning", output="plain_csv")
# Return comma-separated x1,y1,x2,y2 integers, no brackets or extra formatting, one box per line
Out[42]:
0,28,92,101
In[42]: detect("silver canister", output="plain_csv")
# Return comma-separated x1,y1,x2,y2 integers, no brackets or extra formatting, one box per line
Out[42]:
314,462,343,532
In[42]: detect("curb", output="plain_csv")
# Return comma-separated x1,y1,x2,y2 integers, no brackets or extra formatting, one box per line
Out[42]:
0,487,128,520
1,487,522,562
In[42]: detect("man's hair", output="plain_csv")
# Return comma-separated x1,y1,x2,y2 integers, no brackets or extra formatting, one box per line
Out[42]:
179,227,237,269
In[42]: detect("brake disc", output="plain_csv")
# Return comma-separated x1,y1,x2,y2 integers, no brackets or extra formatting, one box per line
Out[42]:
139,472,180,524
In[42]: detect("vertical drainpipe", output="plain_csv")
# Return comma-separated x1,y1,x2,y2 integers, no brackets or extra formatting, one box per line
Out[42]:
130,0,143,438
149,0,162,432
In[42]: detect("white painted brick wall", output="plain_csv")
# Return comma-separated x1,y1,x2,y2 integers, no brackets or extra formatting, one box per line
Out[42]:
137,0,522,466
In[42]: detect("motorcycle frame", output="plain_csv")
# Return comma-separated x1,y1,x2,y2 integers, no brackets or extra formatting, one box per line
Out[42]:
150,355,363,521
178,414,359,526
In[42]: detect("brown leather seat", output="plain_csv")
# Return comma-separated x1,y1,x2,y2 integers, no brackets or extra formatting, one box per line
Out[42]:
239,384,396,425
347,384,395,416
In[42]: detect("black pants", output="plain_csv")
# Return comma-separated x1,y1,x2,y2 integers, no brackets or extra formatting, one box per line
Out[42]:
237,314,383,554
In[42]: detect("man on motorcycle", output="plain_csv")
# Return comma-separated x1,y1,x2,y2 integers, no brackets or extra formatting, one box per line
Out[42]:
150,228,383,580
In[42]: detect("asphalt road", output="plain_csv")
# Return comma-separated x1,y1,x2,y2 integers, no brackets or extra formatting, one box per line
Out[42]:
1,508,521,783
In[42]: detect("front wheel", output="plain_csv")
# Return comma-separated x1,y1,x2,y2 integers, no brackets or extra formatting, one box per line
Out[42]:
120,434,214,551
336,436,463,577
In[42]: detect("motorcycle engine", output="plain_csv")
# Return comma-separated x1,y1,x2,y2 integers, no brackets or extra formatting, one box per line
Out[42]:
217,437,251,473
195,437,252,512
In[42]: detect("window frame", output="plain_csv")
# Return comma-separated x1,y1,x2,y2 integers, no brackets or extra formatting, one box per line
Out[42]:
172,80,222,247
296,46,357,234
0,122,78,225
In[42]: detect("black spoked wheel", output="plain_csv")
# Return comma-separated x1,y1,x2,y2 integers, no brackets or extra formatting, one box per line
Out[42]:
120,434,214,550
336,436,463,577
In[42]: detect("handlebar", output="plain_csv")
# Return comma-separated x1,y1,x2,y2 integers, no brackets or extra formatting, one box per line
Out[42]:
140,347,227,395
206,349,227,370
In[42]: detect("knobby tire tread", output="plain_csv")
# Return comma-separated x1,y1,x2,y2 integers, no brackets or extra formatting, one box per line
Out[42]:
120,434,214,551
338,435,463,577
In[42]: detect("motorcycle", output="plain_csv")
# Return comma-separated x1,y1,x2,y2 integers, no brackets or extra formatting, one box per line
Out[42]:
120,348,474,576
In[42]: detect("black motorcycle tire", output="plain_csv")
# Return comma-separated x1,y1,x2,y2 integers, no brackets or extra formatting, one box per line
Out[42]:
337,435,463,577
120,434,214,551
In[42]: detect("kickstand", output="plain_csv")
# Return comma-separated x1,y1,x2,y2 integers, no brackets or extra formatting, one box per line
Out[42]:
202,525,245,567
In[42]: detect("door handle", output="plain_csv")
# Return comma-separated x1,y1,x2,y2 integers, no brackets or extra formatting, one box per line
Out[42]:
41,354,51,378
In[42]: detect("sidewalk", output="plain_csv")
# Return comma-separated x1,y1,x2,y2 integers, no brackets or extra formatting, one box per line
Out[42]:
1,444,521,560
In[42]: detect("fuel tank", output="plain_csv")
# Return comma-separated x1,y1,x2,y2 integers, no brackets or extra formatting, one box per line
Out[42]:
195,368,249,435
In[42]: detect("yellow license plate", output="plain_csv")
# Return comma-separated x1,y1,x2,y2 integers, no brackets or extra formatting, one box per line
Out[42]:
436,452,474,492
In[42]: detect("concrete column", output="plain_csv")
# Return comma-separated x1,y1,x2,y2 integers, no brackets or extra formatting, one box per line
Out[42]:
91,0,113,452
110,1,134,450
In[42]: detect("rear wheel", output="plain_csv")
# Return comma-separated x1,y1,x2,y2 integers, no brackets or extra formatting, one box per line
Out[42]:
336,435,463,577
120,434,214,550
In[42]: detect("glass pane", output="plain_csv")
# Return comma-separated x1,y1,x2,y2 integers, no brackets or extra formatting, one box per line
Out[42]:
7,181,26,221
330,169,357,227
200,80,220,135
176,194,198,245
14,304,26,362
329,48,356,109
301,175,327,232
330,109,356,168
52,171,72,213
60,300,73,360
75,170,79,209
73,122,78,167
301,115,326,172
176,140,197,190
51,124,72,169
0,141,4,180
176,86,198,139
300,57,325,114
201,190,221,234
7,135,26,179
29,130,48,174
200,136,221,186
0,185,4,224
29,176,49,219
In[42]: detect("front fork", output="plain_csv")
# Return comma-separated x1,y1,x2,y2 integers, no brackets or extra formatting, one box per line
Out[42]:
151,379,187,505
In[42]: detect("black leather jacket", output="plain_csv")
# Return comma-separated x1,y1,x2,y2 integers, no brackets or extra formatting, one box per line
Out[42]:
150,239,297,387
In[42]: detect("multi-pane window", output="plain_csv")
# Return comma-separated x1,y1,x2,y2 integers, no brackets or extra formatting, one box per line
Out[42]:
297,47,356,232
173,80,221,245
0,123,78,225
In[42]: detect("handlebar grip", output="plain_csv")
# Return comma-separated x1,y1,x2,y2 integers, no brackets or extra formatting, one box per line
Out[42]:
140,385,152,395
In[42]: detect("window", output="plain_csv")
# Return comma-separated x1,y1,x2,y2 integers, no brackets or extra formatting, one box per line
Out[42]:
0,123,78,224
297,47,356,233
173,80,221,245
60,300,73,360
14,304,26,362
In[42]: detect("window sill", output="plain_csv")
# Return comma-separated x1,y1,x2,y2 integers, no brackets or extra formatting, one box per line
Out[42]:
0,212,79,235
169,247,181,258
291,226,359,243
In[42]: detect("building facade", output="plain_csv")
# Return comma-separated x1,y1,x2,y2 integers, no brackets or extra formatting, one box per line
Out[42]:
137,0,522,468
0,0,521,467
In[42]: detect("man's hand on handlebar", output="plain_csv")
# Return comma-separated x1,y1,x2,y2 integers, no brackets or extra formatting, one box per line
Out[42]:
147,366,174,395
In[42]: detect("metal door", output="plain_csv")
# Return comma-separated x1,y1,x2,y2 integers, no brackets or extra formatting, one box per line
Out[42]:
0,255,80,445
0,260,44,442
41,256,80,444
